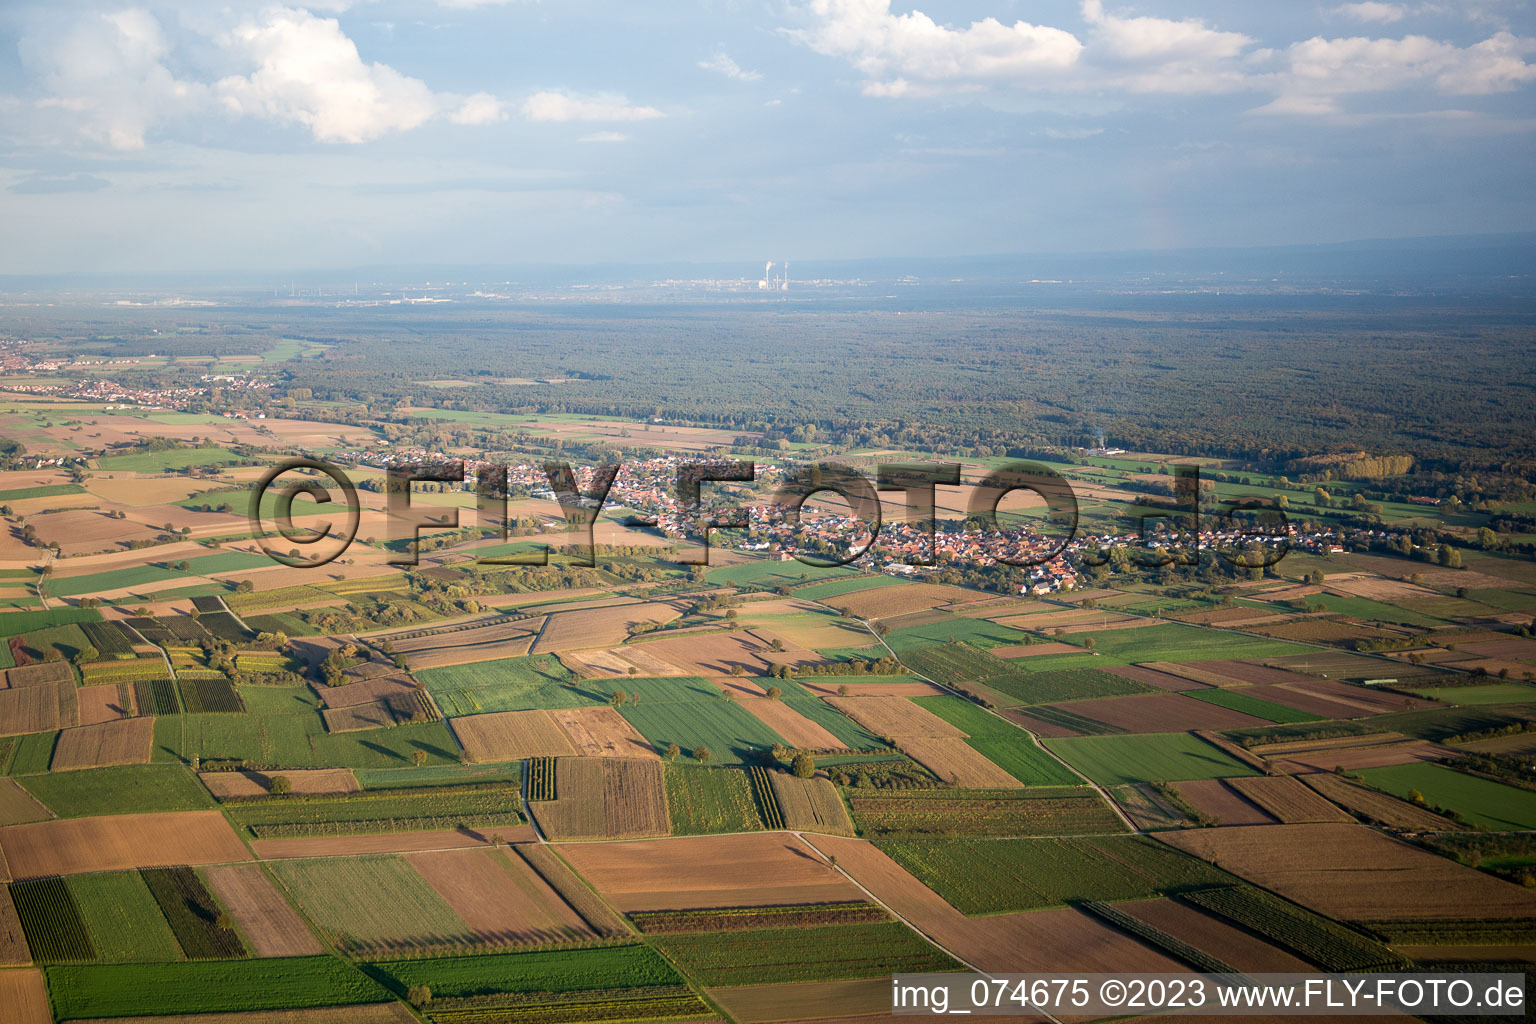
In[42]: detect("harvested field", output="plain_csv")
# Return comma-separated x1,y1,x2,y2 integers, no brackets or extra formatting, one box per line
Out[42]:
547,707,657,758
0,968,50,1024
28,508,163,554
382,615,543,654
203,863,324,957
631,632,772,677
559,644,687,678
5,662,75,688
831,584,987,619
1226,776,1354,824
1270,739,1452,773
0,778,51,826
404,847,594,945
532,757,669,840
1239,684,1367,719
530,602,682,655
1176,779,1276,825
990,642,1090,659
1459,637,1536,661
805,834,1184,975
251,827,528,860
736,698,846,750
313,675,417,709
400,637,535,671
0,810,250,878
1120,898,1313,972
1105,664,1209,691
200,769,360,799
894,736,1022,789
0,683,67,736
707,978,891,1024
450,710,576,763
823,697,964,739
512,843,629,937
1140,662,1248,687
50,718,154,771
1055,693,1270,733
77,684,132,726
63,1007,417,1024
556,833,863,911
1113,782,1192,830
0,885,29,964
768,774,854,834
320,702,395,733
1197,661,1323,686
1298,772,1458,830
1161,823,1536,921
998,708,1087,738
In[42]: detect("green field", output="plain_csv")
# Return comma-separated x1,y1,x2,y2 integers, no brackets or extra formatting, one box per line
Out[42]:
1407,683,1536,706
354,763,521,789
66,872,187,963
705,560,858,588
0,483,86,501
271,856,473,953
618,695,789,765
1185,687,1325,724
224,783,523,838
0,607,103,636
20,765,213,817
650,921,958,985
780,695,886,750
49,565,188,598
153,713,462,769
912,696,1081,784
1044,733,1261,787
794,575,908,601
846,787,1124,838
664,765,764,834
884,616,1031,653
366,944,681,997
879,835,1233,915
45,957,390,1020
1047,623,1312,666
416,653,594,716
1357,762,1536,830
96,446,245,473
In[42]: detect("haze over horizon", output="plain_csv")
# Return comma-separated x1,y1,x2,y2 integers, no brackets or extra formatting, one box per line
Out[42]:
2,0,1534,274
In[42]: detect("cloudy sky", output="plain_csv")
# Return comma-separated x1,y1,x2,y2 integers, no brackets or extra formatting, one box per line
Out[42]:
0,0,1533,274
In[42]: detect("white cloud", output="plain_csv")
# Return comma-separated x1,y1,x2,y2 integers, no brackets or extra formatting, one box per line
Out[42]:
699,51,762,81
1260,30,1536,113
1079,0,1255,93
789,0,1083,97
216,7,440,143
522,91,664,122
19,8,208,150
450,92,506,124
579,131,630,143
1332,3,1407,24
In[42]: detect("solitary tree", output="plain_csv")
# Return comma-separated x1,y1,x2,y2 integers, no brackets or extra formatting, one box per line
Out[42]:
694,745,712,764
411,749,428,767
407,986,433,1008
837,684,850,697
268,775,293,795
665,742,681,761
766,685,782,701
610,690,629,708
790,752,815,779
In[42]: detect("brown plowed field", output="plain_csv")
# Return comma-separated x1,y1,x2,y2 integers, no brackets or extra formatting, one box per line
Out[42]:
1197,661,1323,686
450,710,577,763
321,701,395,733
1173,779,1275,825
1459,637,1536,661
1239,684,1364,719
203,863,325,957
707,979,890,1023
5,662,75,688
831,584,988,619
0,810,250,878
824,696,964,739
0,779,51,826
556,833,861,911
1059,693,1269,733
768,774,854,834
50,717,154,771
251,826,532,859
1296,773,1457,830
404,847,595,945
530,602,682,655
383,616,543,654
1140,662,1247,687
0,969,50,1024
0,885,30,964
314,675,417,709
1055,617,1156,634
1225,775,1354,824
1266,677,1430,714
0,683,64,736
1119,898,1312,972
201,769,361,799
633,632,773,676
403,637,536,671
804,834,1184,975
1104,665,1209,691
896,736,1021,789
1272,740,1451,773
737,699,846,750
999,708,1083,738
77,684,132,726
558,645,686,678
29,507,163,554
1159,823,1536,921
548,707,657,758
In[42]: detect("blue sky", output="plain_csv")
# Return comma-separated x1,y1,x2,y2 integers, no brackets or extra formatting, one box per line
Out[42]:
0,0,1533,273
